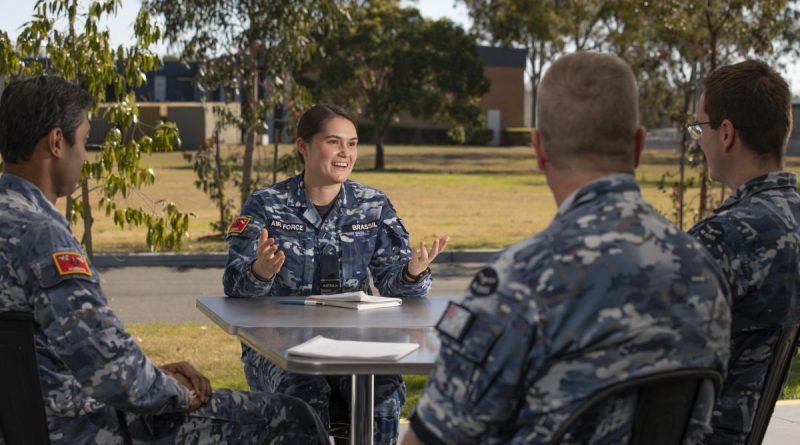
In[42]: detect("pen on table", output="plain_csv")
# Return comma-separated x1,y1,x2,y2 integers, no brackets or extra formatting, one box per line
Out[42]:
278,299,323,306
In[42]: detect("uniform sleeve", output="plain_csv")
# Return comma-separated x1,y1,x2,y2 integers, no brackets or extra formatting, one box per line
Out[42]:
369,197,431,298
24,223,191,415
689,215,751,302
410,268,536,444
223,195,274,298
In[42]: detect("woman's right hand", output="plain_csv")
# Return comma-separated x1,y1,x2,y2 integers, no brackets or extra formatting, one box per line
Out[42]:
251,228,286,280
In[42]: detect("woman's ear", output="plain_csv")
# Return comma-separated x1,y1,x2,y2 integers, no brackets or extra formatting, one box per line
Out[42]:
295,137,308,159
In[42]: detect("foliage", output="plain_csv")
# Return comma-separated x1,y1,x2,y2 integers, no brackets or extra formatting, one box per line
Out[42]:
300,0,489,170
146,0,345,207
627,0,800,226
462,0,622,126
0,0,189,256
463,0,800,226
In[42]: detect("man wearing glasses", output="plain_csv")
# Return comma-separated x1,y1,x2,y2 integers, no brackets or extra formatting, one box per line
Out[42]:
688,60,800,445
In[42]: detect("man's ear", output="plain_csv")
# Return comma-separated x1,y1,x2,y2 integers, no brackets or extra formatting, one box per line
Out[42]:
532,129,547,171
633,126,645,168
46,128,66,159
719,119,736,153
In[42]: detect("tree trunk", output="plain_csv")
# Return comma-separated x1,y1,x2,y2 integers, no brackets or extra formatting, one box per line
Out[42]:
213,129,226,236
272,127,280,184
65,195,73,223
80,180,94,261
240,44,259,209
241,128,256,208
374,132,385,171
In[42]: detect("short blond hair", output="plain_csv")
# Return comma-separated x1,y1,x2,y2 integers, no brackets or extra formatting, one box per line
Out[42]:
537,51,639,172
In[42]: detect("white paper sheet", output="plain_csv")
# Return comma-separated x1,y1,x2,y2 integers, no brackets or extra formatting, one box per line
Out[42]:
287,335,420,361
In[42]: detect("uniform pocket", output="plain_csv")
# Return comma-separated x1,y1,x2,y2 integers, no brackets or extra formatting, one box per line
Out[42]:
437,312,506,408
341,225,379,282
272,230,314,288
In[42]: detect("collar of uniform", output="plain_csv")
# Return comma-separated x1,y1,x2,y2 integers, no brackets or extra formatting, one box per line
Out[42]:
715,171,797,213
0,173,69,228
285,173,358,209
556,173,639,217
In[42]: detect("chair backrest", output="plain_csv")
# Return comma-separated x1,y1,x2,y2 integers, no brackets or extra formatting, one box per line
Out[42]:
549,368,722,445
745,323,800,445
0,311,50,445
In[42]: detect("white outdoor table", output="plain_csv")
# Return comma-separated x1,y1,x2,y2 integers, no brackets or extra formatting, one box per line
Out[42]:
196,296,457,445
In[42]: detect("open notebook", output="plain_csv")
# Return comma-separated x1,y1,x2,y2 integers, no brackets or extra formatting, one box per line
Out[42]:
305,291,402,310
287,335,419,361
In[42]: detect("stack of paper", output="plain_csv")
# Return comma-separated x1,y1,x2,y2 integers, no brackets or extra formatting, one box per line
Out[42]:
287,335,419,361
306,291,402,310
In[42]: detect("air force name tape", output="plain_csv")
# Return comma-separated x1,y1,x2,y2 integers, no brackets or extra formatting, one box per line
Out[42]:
436,302,475,341
469,267,499,297
227,216,251,235
52,252,92,276
270,220,306,232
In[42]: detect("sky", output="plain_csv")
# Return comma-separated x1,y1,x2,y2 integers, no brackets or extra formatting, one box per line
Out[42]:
1,0,799,94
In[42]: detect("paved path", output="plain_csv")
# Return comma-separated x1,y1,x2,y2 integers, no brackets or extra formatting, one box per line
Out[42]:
98,263,798,444
98,263,483,323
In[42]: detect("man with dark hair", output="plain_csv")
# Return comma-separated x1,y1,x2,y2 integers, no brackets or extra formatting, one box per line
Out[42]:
0,75,327,444
402,51,732,445
688,60,800,445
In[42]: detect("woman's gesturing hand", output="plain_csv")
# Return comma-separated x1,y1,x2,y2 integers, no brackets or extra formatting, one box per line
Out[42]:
407,236,450,279
251,228,286,280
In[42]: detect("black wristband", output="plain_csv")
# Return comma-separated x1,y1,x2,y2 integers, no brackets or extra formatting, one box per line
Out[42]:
403,262,431,283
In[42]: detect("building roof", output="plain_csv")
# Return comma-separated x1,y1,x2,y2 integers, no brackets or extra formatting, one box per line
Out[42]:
477,46,527,68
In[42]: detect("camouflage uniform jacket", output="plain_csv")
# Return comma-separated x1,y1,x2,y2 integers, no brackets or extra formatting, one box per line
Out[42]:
689,172,800,445
0,173,191,443
410,174,732,445
223,173,431,299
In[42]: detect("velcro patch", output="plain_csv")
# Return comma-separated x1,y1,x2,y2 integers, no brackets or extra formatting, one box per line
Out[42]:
227,216,251,235
469,267,499,297
269,220,306,232
343,221,379,232
436,302,474,341
52,252,92,276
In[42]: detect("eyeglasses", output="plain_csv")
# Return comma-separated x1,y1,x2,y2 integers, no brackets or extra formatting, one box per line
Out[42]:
687,121,712,140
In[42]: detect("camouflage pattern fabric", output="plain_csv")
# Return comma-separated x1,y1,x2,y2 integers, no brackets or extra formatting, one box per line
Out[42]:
410,174,732,444
224,174,430,445
689,172,800,445
0,173,327,445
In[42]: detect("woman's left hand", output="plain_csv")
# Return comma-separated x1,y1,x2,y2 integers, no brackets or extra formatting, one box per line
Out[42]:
407,236,450,277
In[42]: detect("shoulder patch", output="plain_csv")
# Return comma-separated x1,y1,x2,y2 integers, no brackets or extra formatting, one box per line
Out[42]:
52,252,92,276
469,267,499,297
227,216,251,235
436,302,475,341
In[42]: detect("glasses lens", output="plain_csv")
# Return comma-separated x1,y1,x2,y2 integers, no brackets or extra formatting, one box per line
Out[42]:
688,124,701,140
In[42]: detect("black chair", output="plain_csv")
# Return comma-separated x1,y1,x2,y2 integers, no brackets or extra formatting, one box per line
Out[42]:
0,311,135,445
745,323,800,445
548,368,723,445
0,311,50,445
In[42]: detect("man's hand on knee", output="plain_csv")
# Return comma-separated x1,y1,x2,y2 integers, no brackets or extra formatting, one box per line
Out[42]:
161,361,212,409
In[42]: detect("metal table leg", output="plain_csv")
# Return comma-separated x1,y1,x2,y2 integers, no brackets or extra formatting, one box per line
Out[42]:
350,374,374,445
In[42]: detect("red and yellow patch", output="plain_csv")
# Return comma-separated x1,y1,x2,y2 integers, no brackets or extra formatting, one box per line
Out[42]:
52,252,92,276
227,216,251,235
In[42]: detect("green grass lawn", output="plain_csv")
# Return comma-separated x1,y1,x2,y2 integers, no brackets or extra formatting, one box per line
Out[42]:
62,144,795,253
127,322,800,418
